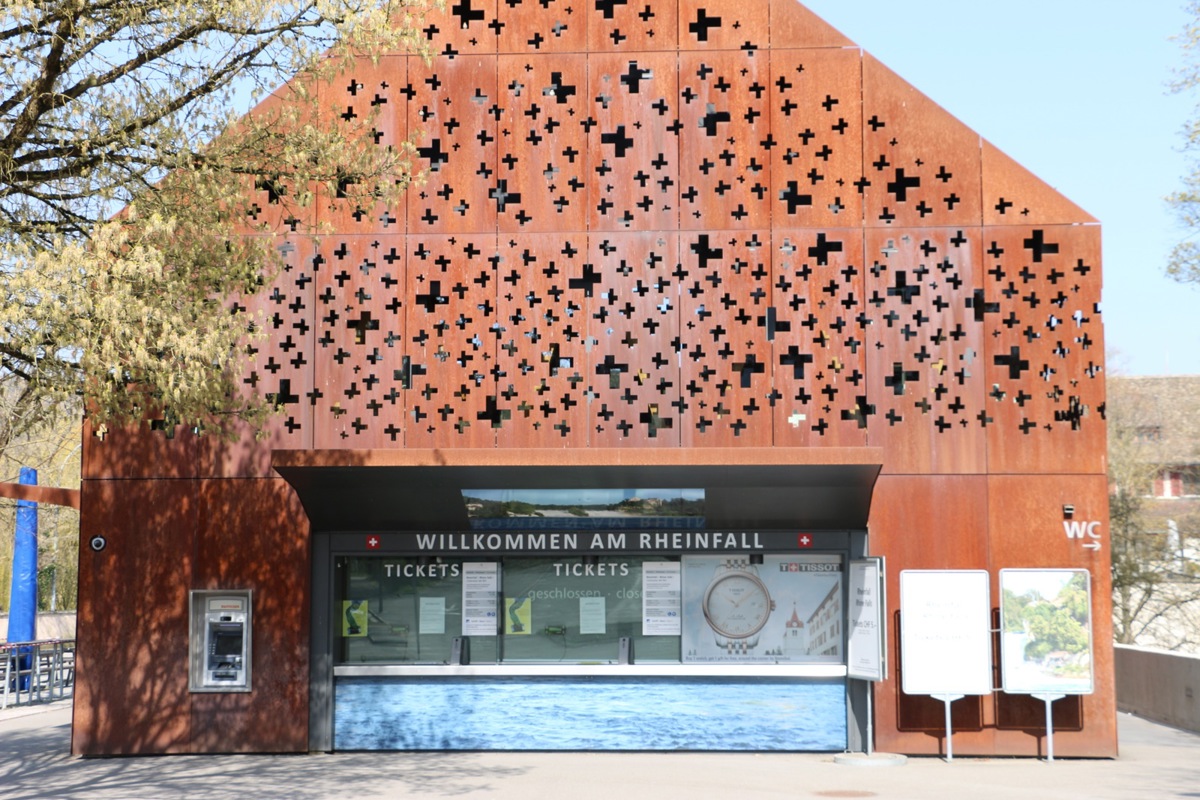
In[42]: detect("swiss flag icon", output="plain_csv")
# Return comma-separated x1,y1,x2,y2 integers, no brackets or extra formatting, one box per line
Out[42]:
797,533,814,548
366,535,382,550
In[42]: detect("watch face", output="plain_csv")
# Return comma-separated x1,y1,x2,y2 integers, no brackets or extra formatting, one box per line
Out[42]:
702,572,772,638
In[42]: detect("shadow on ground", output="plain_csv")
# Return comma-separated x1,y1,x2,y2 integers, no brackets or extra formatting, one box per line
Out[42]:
0,720,527,800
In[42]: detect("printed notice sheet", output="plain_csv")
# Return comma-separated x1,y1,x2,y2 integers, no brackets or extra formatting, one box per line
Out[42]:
579,596,607,635
642,561,681,635
462,562,499,636
419,596,446,635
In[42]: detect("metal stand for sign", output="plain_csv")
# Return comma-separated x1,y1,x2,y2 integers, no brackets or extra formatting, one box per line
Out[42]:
866,687,874,756
1032,693,1065,761
932,694,963,761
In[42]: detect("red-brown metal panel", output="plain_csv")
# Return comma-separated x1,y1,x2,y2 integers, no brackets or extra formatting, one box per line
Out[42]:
406,54,499,234
404,234,500,448
588,232,682,447
82,420,199,480
310,234,409,449
769,47,863,228
240,236,318,451
864,227,987,475
768,0,855,49
678,231,773,446
770,229,868,447
867,474,993,757
986,474,1117,757
73,480,196,755
230,81,325,237
498,55,589,233
861,55,983,230
189,478,310,753
587,51,680,233
315,55,408,235
416,0,500,57
679,50,773,231
496,233,593,447
983,225,1105,474
982,140,1099,227
186,236,318,478
497,0,586,53
678,0,768,51
587,0,678,52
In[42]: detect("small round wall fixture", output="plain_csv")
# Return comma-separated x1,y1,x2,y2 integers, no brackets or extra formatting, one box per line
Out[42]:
89,535,107,552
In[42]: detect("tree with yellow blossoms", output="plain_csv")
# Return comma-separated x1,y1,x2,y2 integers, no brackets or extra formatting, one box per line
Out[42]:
1,1,425,439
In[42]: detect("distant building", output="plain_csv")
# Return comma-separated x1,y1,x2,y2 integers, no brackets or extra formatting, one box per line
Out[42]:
1107,376,1200,527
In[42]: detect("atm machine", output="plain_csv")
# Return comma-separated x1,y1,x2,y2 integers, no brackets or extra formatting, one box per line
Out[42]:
189,591,252,692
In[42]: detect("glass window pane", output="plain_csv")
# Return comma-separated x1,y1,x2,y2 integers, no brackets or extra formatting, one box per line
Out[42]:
500,557,680,663
335,557,499,664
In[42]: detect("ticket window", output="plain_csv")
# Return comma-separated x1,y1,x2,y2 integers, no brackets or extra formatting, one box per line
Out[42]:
189,590,252,692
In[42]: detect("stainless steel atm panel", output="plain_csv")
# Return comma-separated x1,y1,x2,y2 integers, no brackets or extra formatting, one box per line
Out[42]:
189,590,252,692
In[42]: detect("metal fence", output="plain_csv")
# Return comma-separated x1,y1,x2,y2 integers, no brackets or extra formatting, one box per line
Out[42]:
2,639,75,709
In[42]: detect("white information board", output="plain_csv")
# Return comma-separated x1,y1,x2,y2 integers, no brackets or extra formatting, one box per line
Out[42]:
847,558,886,681
461,562,499,636
642,561,681,636
899,570,992,696
1000,569,1094,695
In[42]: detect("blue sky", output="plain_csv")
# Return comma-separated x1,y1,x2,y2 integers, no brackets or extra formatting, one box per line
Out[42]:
803,1,1199,376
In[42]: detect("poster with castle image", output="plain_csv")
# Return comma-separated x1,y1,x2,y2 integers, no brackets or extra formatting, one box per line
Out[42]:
1000,569,1094,695
682,554,843,663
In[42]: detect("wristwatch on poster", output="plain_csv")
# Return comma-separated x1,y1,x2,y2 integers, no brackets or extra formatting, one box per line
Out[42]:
701,558,775,654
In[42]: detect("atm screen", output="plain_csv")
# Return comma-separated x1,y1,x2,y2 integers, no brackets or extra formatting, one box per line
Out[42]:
213,629,243,657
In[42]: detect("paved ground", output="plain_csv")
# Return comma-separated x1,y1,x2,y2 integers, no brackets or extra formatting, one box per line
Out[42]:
2,699,1198,799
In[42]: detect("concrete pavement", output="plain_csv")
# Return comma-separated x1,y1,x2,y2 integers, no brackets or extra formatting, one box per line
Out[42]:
2,699,1198,799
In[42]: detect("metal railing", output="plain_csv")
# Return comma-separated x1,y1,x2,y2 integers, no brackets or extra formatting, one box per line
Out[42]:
2,639,75,709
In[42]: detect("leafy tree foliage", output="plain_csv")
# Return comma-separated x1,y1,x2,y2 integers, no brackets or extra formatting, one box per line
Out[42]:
1,1,425,437
1107,377,1200,648
1169,0,1200,284
0,406,80,613
1003,574,1090,659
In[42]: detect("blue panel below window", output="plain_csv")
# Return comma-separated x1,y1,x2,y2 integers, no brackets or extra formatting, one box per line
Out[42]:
334,676,846,751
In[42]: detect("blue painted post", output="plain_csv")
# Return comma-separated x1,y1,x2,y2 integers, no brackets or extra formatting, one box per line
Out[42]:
7,467,38,691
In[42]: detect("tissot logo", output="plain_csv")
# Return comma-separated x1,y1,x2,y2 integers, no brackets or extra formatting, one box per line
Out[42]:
779,562,842,573
366,535,381,550
797,533,814,548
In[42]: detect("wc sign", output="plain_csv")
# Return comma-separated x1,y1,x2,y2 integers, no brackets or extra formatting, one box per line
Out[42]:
1064,520,1102,551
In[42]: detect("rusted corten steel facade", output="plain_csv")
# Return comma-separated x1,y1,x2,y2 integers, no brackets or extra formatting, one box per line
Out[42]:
74,0,1112,756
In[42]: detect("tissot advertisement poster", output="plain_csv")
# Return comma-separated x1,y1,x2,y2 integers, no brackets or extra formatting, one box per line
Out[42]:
1000,569,1094,695
682,554,843,663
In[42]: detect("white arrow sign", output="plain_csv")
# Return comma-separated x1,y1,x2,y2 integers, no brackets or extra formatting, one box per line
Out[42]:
1064,520,1102,550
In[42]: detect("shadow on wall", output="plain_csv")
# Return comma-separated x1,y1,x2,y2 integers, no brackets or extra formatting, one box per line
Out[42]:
892,607,1084,757
74,428,373,754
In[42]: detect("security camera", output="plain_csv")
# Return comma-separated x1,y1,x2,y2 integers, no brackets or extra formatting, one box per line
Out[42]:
89,536,107,552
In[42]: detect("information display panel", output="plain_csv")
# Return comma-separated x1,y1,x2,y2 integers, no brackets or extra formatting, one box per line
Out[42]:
847,558,885,681
899,570,992,696
999,568,1093,695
